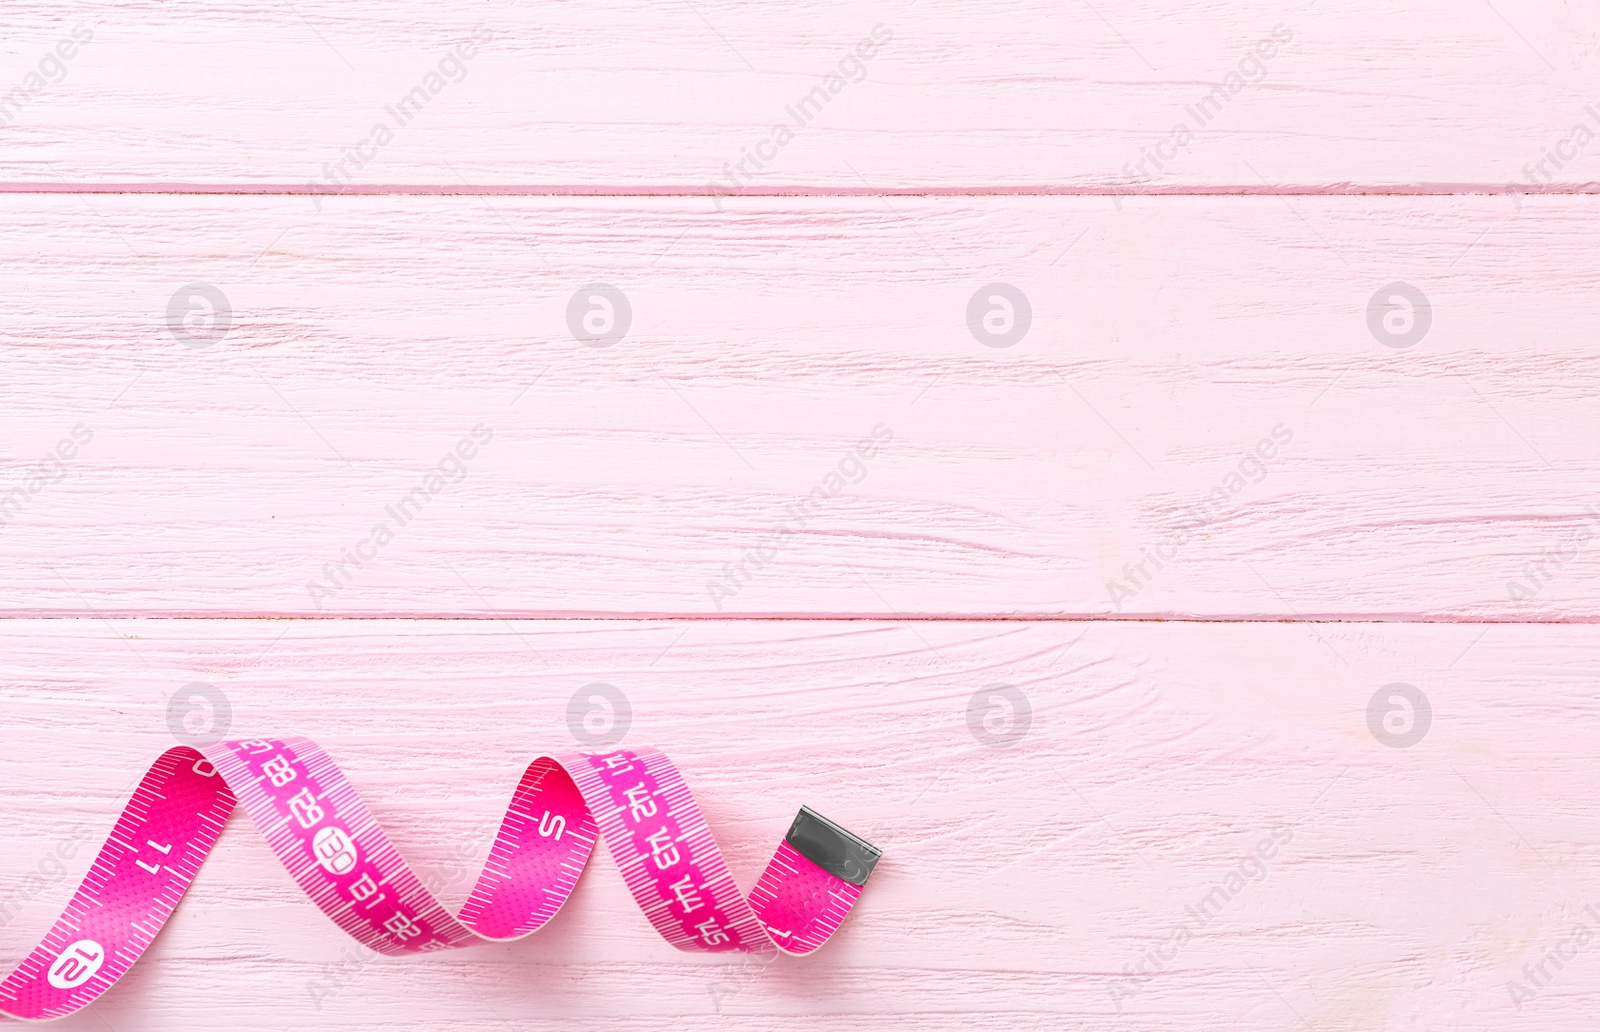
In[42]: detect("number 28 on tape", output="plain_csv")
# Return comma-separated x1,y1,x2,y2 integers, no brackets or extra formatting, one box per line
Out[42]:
1,738,882,1022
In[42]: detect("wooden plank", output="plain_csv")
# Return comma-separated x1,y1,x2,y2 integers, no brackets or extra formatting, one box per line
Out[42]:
0,2,1593,189
0,618,1593,1029
0,194,1593,618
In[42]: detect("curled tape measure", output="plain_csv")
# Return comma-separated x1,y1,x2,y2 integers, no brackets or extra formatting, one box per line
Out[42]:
0,738,881,1022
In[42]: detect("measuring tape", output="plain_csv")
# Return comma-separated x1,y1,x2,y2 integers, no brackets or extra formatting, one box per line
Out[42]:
0,738,881,1022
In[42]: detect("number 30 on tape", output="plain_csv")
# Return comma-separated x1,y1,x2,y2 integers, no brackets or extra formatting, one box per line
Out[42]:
0,738,882,1021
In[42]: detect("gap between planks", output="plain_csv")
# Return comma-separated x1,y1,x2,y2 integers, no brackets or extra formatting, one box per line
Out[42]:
2,183,1600,197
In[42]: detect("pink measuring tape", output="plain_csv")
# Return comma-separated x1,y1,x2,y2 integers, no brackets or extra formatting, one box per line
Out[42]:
0,738,881,1022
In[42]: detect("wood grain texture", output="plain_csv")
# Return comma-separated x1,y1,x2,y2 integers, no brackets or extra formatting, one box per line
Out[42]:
0,618,1593,1031
0,195,1594,618
4,2,1597,1028
0,1,1595,189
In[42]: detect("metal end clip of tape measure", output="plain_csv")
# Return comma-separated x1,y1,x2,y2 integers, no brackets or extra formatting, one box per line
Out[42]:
0,738,882,1022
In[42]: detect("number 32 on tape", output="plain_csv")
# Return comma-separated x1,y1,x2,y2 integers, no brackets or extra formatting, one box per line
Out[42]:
0,738,882,1022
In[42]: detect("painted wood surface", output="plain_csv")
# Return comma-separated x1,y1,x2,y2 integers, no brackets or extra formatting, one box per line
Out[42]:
0,2,1596,190
0,194,1592,618
0,619,1593,1031
4,1,1598,1028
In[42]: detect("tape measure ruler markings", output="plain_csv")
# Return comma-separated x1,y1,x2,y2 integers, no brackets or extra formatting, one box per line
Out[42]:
0,739,881,1022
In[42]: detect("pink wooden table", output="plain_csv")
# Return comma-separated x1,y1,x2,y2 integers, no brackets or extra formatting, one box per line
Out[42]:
3,3,1598,1029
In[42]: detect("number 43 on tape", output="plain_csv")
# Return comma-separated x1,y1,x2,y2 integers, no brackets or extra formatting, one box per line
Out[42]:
0,738,882,1021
